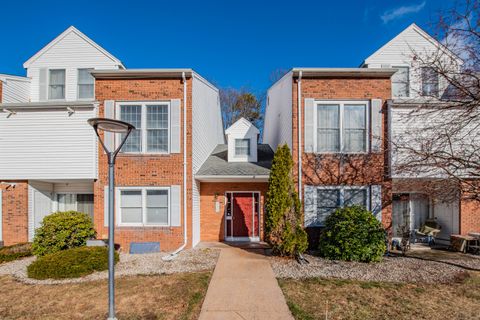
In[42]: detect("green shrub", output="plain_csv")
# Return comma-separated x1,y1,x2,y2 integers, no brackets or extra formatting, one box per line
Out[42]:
27,246,119,279
265,144,308,257
319,206,386,262
32,211,96,256
0,243,32,263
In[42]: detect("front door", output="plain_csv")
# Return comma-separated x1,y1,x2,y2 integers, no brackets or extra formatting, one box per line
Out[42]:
225,192,260,241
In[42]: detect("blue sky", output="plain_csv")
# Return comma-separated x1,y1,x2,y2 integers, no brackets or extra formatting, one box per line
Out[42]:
0,0,452,94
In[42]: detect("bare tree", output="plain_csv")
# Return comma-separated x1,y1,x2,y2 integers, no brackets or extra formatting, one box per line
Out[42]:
391,0,480,201
220,87,263,129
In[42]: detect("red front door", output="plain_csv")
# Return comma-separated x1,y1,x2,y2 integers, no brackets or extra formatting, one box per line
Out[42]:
232,193,253,237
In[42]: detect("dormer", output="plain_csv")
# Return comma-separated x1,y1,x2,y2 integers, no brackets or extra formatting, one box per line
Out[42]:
225,118,260,163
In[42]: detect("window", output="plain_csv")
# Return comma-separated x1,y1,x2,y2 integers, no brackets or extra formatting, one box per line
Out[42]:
316,102,367,153
49,69,66,100
313,187,368,226
118,102,169,153
118,188,169,226
57,193,94,219
421,67,439,96
392,66,409,97
235,139,250,156
78,69,94,99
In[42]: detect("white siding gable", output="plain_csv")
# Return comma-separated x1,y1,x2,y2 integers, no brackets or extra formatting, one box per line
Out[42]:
363,24,462,99
24,26,123,102
225,117,260,163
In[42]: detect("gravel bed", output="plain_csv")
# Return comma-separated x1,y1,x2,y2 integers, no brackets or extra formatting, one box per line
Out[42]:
0,248,220,285
270,254,476,283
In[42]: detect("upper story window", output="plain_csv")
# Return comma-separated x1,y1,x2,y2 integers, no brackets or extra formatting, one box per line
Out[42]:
392,66,409,97
48,69,66,100
118,187,169,226
78,69,94,99
235,139,251,156
118,102,170,154
421,67,439,96
316,102,367,153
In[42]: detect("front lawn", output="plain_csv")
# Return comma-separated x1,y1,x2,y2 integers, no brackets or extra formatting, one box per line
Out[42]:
0,272,211,320
279,272,480,320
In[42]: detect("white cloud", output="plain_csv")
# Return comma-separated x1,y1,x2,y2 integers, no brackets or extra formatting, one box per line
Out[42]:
381,1,426,24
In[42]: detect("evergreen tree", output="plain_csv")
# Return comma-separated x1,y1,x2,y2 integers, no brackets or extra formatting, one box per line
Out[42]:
265,144,308,257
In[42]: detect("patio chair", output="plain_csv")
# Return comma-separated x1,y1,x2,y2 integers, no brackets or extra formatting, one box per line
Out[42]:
414,219,441,246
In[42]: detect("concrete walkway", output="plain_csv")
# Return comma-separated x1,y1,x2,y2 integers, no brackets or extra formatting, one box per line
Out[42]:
199,246,294,320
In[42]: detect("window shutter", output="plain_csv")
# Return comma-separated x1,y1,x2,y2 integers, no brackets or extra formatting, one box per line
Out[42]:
370,185,382,222
170,185,181,227
303,185,317,227
170,99,181,153
104,186,109,227
370,99,383,152
104,100,115,152
304,98,315,152
39,68,47,101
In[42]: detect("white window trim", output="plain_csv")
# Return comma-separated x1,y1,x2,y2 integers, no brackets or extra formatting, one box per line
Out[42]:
116,186,171,227
115,101,171,155
391,65,410,98
314,100,370,155
313,186,370,227
48,68,66,101
77,68,95,100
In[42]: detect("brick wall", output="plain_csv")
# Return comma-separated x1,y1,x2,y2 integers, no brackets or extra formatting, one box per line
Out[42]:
200,182,268,241
291,77,393,244
1,181,29,245
94,78,193,252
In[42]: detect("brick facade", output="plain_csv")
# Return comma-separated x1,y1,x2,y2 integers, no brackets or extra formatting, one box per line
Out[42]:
291,77,393,245
94,78,193,252
200,182,268,241
1,181,29,245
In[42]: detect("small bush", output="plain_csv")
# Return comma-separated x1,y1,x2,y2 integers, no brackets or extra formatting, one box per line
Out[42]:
27,246,119,279
319,206,386,262
0,243,32,263
32,211,96,256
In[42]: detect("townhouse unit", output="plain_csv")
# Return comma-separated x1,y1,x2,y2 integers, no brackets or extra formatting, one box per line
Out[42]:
0,24,478,251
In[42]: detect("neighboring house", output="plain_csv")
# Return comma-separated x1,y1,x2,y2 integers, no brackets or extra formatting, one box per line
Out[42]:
264,68,394,245
362,23,479,242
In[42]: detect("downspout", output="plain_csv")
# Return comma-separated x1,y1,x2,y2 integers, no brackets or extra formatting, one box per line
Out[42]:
163,72,188,260
297,71,303,201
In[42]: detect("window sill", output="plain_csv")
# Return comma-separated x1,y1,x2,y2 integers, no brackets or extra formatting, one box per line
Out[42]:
117,153,172,158
116,225,172,228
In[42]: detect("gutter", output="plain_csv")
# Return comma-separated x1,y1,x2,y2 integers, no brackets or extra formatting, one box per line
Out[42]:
297,71,303,200
163,72,188,261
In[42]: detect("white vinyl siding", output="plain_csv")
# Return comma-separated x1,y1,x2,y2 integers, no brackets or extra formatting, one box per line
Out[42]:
117,102,170,154
192,74,224,246
0,75,30,103
117,187,170,227
315,101,368,153
48,69,66,100
77,69,94,99
0,108,97,180
304,186,373,227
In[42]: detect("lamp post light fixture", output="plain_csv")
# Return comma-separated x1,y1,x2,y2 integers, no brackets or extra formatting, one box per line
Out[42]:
88,117,135,320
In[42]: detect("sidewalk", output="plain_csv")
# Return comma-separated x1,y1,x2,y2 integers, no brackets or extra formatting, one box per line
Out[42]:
199,246,294,320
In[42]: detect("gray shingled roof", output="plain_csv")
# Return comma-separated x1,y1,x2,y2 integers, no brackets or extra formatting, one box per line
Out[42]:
196,144,274,176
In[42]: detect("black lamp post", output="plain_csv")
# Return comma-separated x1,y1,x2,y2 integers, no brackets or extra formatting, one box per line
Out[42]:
88,117,135,320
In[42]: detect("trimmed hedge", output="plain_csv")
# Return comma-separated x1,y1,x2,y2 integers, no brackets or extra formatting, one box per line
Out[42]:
319,206,386,263
0,243,32,264
32,211,96,256
27,246,119,280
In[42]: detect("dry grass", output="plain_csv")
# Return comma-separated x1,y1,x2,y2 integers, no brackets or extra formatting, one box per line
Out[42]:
279,271,480,320
0,272,211,320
